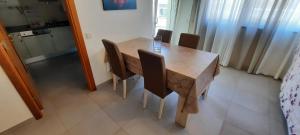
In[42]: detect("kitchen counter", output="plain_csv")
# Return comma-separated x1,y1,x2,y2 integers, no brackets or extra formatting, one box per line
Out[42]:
5,21,70,33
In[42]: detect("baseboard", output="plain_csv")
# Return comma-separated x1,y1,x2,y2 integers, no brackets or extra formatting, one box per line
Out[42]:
96,79,113,89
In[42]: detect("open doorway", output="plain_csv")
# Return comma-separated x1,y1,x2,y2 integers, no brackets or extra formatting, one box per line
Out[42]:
0,0,96,119
154,0,176,33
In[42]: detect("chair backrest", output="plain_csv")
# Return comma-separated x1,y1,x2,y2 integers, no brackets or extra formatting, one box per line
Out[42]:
178,33,200,49
138,49,168,98
156,29,173,43
102,39,127,79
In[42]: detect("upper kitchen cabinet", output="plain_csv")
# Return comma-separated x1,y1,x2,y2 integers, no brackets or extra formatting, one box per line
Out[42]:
0,0,77,64
0,0,28,27
0,0,67,29
0,0,20,6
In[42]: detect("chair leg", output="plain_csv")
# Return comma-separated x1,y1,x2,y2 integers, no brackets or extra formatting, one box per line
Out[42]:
158,98,165,119
112,74,117,91
204,85,210,99
143,89,148,109
137,75,141,80
123,80,127,99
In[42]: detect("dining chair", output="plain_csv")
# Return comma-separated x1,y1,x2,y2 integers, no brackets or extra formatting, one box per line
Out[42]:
102,39,134,99
178,33,200,49
156,29,173,43
138,49,173,119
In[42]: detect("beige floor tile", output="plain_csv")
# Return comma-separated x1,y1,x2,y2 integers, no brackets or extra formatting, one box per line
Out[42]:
225,103,269,135
267,79,282,104
269,118,287,135
68,109,120,135
219,122,252,135
40,97,57,116
186,113,223,135
54,96,102,129
1,55,287,135
88,85,124,108
12,114,66,135
208,81,236,102
197,94,231,121
102,100,145,126
122,113,170,135
232,88,270,115
168,125,190,135
269,102,285,124
114,129,130,135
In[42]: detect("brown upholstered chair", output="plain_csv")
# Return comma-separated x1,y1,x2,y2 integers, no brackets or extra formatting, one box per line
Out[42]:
178,33,200,49
102,39,134,99
156,29,173,43
138,49,173,119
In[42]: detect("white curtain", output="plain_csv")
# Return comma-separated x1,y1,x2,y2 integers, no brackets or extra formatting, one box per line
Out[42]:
186,0,300,79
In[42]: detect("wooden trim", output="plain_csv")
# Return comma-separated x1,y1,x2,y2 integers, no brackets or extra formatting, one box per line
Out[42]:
0,0,96,121
0,44,43,119
65,0,96,91
0,23,43,119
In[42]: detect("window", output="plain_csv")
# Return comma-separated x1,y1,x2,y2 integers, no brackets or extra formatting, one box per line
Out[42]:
205,0,275,29
155,0,173,33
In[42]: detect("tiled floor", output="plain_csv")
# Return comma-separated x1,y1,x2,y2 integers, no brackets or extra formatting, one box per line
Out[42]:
1,54,287,135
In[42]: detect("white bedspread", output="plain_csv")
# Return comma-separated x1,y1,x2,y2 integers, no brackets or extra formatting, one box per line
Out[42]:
280,46,300,135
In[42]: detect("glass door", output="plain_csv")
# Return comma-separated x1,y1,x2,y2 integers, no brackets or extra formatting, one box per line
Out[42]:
154,0,177,33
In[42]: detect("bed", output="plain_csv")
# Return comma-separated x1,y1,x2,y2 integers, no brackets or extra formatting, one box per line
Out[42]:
280,46,300,135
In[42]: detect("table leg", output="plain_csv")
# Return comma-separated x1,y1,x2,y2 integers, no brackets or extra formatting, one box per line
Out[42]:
204,85,210,99
112,73,117,91
175,96,189,128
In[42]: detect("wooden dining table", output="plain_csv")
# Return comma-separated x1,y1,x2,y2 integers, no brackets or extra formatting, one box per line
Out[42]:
115,37,220,127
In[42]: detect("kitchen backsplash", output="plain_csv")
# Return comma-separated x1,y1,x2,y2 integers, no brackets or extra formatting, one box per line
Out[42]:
0,0,67,28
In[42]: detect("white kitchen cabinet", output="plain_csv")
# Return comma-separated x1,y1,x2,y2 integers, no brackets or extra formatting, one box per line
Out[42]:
10,26,76,63
9,33,32,60
22,34,56,57
49,27,76,53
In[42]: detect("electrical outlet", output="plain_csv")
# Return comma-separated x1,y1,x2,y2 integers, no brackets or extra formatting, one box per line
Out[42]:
20,31,33,37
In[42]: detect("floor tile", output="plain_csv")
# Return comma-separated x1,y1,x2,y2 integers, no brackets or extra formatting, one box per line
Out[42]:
186,113,223,135
54,96,101,129
68,109,120,135
88,84,124,108
1,54,287,135
114,129,130,135
102,100,145,127
12,114,66,135
232,88,270,115
225,103,269,135
219,122,252,135
122,117,170,135
269,118,287,135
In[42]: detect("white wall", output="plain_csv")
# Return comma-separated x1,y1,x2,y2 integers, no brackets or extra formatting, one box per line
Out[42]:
0,67,32,133
74,0,153,85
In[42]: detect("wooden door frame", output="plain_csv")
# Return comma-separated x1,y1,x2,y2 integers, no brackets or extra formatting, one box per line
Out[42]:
0,0,96,119
0,42,43,119
65,0,96,91
0,24,43,119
